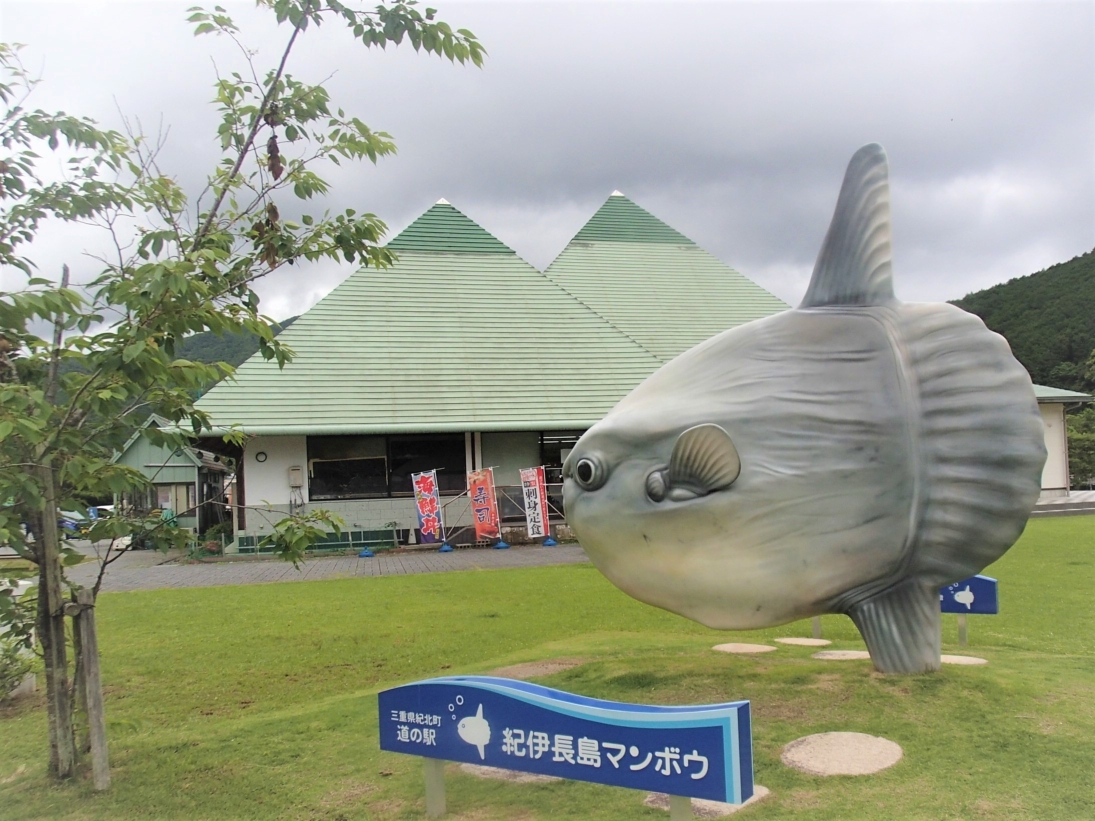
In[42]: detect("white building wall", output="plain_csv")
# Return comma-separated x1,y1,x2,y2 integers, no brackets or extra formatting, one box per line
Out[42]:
244,435,307,505
1040,403,1069,497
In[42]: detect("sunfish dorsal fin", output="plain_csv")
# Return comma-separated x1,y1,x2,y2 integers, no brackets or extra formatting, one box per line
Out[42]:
800,143,895,308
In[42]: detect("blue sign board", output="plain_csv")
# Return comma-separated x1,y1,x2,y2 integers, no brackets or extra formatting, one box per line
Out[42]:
939,574,999,614
378,676,753,804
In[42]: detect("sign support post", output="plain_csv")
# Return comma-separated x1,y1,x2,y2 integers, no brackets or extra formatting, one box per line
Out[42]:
669,794,692,820
957,614,968,646
811,617,822,640
423,758,446,818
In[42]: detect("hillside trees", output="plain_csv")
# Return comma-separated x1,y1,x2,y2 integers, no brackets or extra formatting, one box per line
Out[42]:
0,0,484,781
952,249,1095,391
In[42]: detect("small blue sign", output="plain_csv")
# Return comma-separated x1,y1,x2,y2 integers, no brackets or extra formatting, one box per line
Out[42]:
940,574,998,614
378,676,753,804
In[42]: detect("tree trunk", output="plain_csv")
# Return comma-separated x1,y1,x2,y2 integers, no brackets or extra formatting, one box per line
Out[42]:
34,462,77,779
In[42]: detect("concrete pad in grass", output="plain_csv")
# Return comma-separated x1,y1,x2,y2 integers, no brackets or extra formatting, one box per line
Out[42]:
781,732,902,776
712,643,777,654
776,637,832,647
941,654,988,665
811,650,871,660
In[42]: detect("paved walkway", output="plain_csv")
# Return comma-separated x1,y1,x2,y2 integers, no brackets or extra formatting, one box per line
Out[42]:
65,543,590,593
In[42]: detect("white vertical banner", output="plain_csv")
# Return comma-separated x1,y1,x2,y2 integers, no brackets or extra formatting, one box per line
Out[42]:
519,466,550,538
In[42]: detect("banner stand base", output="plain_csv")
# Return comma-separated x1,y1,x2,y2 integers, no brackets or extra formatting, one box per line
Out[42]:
542,537,558,547
358,549,375,558
438,544,453,553
493,540,510,550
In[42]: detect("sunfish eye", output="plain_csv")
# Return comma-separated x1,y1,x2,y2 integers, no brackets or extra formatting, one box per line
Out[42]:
574,456,607,491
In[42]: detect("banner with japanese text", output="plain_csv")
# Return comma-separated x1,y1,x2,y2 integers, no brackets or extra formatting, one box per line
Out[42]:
412,470,444,544
467,468,500,541
519,466,550,538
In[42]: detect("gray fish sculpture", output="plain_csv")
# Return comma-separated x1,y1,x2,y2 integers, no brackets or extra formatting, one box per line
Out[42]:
562,144,1046,675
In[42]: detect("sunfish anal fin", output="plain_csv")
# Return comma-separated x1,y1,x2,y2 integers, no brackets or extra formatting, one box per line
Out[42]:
668,424,741,496
846,578,941,674
800,143,896,309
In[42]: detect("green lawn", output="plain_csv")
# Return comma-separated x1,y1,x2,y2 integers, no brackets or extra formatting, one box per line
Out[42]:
1,517,1093,820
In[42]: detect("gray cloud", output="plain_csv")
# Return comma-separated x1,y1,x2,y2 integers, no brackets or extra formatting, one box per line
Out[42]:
3,1,1092,316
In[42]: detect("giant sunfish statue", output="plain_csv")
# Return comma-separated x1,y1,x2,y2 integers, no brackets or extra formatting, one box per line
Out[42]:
563,144,1046,675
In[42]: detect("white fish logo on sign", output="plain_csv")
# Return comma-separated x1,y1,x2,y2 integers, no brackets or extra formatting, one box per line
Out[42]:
954,586,975,610
457,704,491,759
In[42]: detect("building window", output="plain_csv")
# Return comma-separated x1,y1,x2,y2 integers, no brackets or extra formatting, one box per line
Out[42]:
306,434,467,499
388,434,466,495
308,435,388,500
540,430,585,485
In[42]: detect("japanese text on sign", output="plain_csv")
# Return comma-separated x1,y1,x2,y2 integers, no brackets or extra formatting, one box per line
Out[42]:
378,675,753,804
519,466,550,538
467,469,499,541
412,470,444,543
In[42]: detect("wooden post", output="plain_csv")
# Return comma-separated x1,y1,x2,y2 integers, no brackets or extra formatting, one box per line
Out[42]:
669,794,693,820
33,466,77,779
812,616,823,640
957,614,968,647
423,758,445,817
71,608,90,754
76,590,110,790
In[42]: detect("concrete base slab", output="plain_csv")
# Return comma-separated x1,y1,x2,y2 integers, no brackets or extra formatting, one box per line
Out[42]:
781,732,902,776
811,650,871,661
458,763,562,784
776,638,832,647
941,654,988,665
644,786,771,817
712,643,777,654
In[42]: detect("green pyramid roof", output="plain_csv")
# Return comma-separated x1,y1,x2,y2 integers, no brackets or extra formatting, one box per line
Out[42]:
545,193,788,362
573,193,695,245
196,202,662,435
387,201,514,254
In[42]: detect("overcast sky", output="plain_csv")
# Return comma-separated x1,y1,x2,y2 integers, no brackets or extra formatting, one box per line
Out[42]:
3,1,1093,320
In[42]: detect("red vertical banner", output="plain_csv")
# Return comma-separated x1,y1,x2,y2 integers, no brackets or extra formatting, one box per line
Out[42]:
412,470,443,544
468,468,500,541
519,466,550,538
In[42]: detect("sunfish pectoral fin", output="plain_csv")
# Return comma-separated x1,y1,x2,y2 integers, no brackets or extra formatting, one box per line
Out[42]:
668,424,741,495
800,143,896,309
846,577,941,674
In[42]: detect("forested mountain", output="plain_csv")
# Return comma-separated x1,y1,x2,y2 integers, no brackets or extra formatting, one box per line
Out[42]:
178,316,298,369
951,249,1095,391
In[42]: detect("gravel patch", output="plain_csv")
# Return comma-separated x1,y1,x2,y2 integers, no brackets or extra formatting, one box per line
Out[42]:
644,786,770,817
458,763,561,784
776,638,832,647
712,643,777,654
781,732,903,776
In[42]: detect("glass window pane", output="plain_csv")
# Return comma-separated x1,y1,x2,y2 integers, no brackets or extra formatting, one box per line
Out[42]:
308,435,389,499
388,434,466,495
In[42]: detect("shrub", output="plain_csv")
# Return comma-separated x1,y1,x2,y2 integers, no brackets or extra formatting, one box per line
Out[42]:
0,636,33,701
